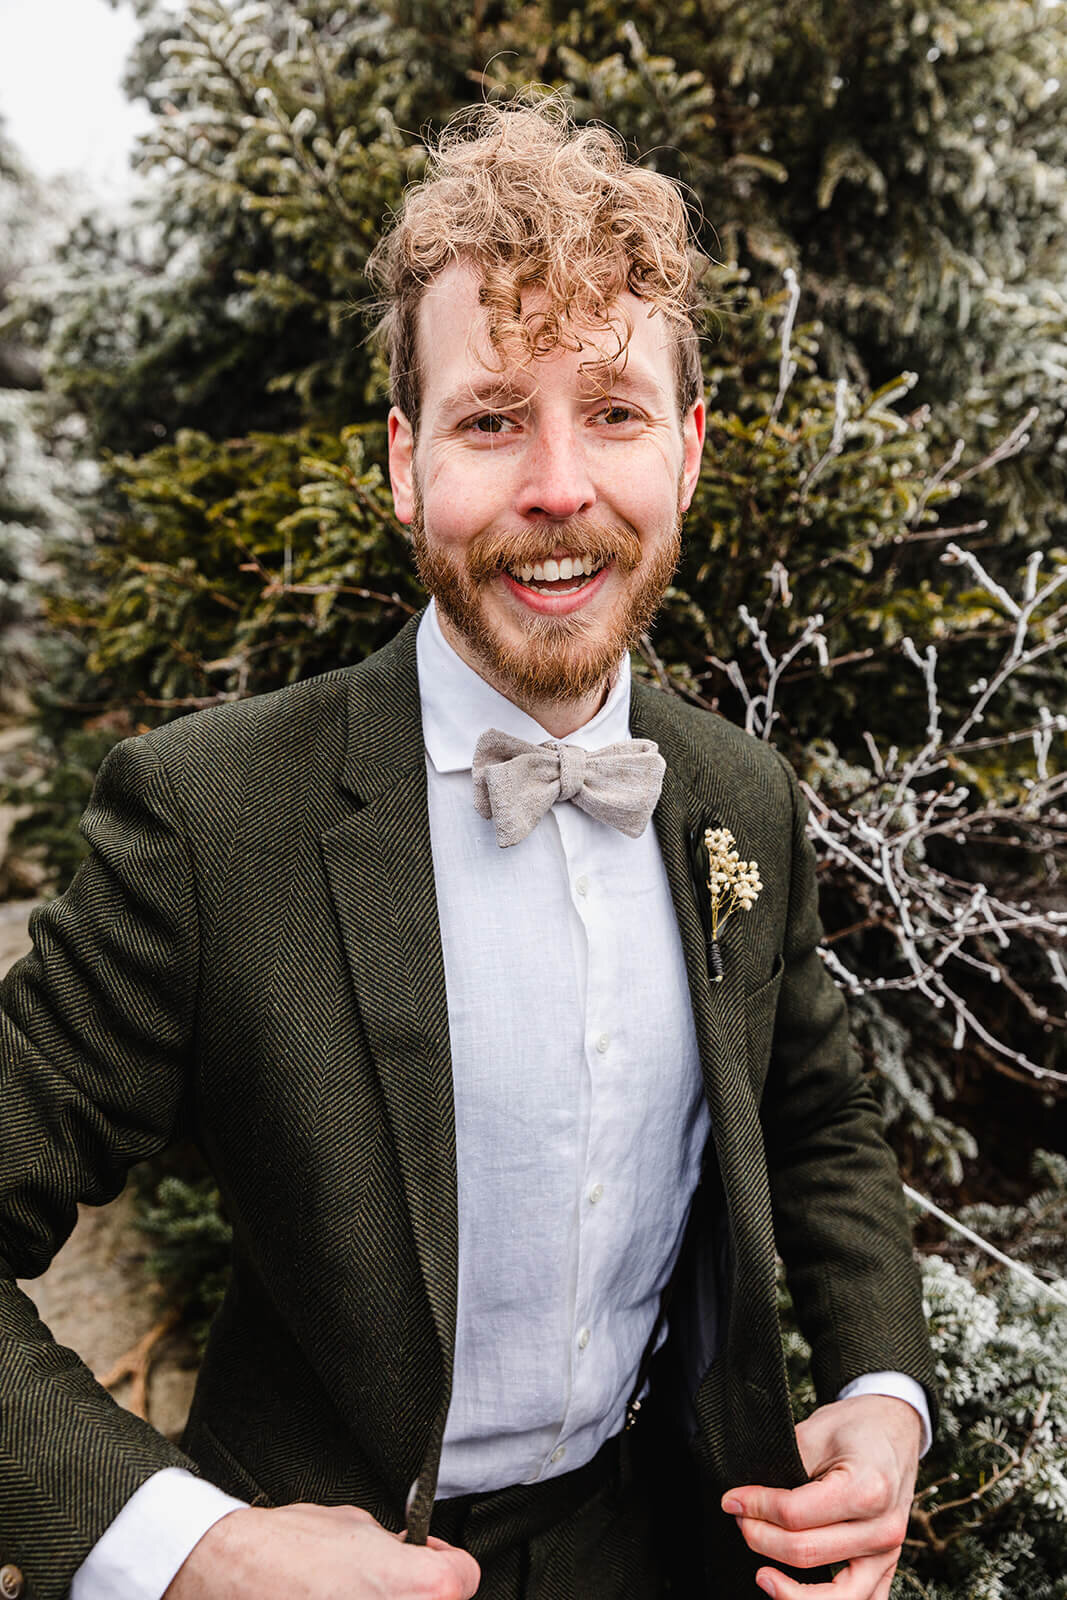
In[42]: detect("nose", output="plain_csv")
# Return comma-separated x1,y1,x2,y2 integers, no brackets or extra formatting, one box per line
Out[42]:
514,418,596,522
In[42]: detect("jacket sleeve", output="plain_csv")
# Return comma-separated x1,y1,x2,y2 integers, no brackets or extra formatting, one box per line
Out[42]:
761,751,938,1429
0,735,201,1600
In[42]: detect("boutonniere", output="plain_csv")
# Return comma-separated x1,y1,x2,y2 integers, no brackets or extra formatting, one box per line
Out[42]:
688,824,763,982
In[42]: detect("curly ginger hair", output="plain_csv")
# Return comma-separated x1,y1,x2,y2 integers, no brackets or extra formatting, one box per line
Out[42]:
366,92,707,432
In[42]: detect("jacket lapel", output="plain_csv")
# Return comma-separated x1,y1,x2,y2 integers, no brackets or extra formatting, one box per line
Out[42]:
319,621,458,1390
630,684,753,1142
630,684,798,1483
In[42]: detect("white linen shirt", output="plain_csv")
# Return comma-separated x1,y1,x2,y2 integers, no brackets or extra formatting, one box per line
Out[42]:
421,600,709,1495
71,600,930,1597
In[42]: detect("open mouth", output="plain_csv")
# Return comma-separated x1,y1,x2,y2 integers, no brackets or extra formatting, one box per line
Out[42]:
502,552,608,597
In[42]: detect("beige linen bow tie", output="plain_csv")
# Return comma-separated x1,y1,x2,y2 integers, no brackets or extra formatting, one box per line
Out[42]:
471,728,666,848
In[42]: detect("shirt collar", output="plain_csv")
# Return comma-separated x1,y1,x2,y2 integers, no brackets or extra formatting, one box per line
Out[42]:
416,598,632,775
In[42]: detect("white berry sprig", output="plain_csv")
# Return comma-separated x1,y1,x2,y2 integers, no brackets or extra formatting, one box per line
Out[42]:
703,826,763,981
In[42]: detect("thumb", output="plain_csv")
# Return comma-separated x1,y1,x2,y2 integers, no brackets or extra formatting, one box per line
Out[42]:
722,1467,852,1531
426,1540,482,1598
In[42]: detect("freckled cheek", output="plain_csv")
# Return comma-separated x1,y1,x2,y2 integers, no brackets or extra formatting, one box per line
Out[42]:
604,441,683,515
421,464,505,549
611,479,678,534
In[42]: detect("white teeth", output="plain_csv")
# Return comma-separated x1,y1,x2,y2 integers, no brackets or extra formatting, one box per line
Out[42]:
507,553,607,585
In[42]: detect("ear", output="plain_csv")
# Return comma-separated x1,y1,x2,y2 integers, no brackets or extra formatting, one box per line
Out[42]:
388,406,415,524
679,396,705,514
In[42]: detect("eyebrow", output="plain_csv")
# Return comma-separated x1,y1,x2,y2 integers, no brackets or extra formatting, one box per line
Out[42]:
438,380,537,418
437,365,668,419
579,365,666,406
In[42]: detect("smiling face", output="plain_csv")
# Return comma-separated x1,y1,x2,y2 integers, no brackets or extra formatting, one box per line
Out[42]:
387,260,705,732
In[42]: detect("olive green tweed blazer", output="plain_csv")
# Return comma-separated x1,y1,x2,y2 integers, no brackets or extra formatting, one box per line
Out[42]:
0,616,936,1598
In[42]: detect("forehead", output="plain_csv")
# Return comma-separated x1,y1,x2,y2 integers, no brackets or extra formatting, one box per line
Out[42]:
415,259,677,412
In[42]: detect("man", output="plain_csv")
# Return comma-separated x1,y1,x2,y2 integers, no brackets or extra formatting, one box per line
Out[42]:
0,98,935,1600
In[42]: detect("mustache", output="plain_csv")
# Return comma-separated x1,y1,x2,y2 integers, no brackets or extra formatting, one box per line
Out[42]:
465,519,643,584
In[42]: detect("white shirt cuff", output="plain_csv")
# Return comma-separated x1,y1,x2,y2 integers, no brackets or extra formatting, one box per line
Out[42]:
70,1467,248,1600
836,1371,933,1457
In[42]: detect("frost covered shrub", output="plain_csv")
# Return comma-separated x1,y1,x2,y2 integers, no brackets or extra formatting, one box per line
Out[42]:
780,1265,1067,1596
783,1156,1067,1597
903,1255,1067,1598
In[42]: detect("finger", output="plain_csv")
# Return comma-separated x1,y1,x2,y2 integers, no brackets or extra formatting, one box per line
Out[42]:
400,1531,476,1557
723,1468,892,1532
330,1503,380,1527
736,1507,908,1568
428,1544,482,1599
754,1551,898,1600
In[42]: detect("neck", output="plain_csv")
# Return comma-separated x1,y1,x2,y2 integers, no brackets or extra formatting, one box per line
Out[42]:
511,683,613,740
435,610,615,737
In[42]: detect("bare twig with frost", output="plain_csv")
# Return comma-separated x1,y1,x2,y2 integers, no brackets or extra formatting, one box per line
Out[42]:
721,547,1067,1084
798,377,849,500
763,267,800,438
710,607,828,737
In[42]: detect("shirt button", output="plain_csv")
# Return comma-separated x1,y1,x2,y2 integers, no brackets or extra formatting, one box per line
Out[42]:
0,1567,24,1600
589,1183,604,1204
576,875,589,896
550,1445,566,1465
596,1033,610,1054
578,1327,591,1350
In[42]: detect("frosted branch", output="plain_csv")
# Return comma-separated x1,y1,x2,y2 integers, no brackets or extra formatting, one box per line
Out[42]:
764,267,800,437
798,377,849,500
904,1186,1067,1310
720,550,1067,1083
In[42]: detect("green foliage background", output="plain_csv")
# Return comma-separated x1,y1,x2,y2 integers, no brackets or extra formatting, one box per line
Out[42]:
3,1,1067,1591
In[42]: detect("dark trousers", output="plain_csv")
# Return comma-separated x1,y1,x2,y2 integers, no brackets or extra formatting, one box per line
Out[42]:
429,1429,702,1599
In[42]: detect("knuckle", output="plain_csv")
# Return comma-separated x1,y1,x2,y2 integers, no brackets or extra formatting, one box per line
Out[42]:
427,1579,462,1600
741,1523,772,1558
884,1509,910,1548
854,1473,890,1518
778,1501,806,1532
795,1537,823,1569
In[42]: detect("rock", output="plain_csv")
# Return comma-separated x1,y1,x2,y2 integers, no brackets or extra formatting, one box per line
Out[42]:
0,722,47,900
4,897,199,1442
17,1191,199,1443
0,898,37,974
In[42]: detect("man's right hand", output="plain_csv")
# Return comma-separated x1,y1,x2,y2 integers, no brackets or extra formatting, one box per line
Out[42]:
163,1503,481,1599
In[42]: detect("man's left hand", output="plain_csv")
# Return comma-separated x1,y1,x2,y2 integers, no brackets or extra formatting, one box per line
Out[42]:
720,1393,922,1599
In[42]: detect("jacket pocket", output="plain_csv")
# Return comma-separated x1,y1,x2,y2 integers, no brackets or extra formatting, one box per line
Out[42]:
190,1418,275,1507
745,953,785,1099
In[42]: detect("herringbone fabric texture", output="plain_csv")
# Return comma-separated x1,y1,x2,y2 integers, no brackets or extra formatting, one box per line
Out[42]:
428,1433,663,1598
0,614,937,1598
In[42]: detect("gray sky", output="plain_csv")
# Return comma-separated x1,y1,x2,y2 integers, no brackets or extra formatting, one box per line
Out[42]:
0,0,152,199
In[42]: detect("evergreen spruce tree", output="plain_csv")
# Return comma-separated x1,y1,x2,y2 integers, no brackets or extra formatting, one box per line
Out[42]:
0,122,80,716
4,8,1067,1591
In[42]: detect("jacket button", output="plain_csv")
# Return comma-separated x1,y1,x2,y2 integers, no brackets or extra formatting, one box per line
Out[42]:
0,1566,24,1599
